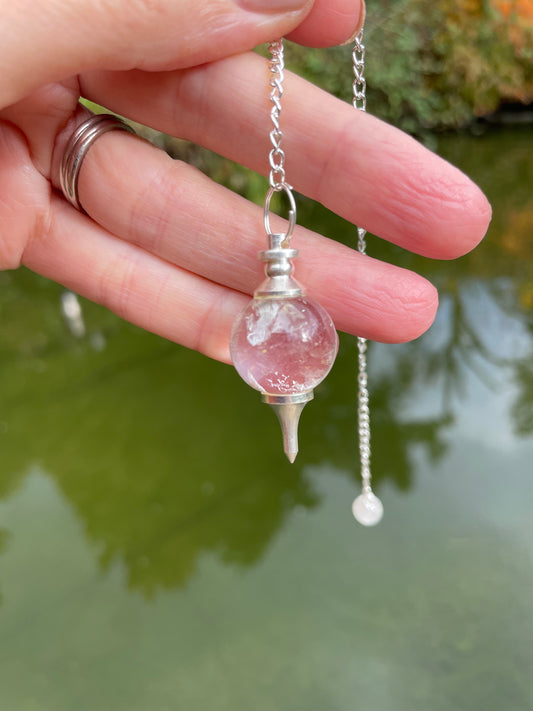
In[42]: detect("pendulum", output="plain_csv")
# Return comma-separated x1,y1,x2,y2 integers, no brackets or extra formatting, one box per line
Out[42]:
350,30,384,526
230,40,338,463
230,214,339,462
230,39,338,463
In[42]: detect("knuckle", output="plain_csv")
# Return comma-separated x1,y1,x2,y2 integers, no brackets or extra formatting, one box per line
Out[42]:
0,120,52,270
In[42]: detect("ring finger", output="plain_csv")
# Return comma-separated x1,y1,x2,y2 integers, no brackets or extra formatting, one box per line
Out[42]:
38,107,439,348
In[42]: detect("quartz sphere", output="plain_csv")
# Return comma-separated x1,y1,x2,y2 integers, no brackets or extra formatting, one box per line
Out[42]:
230,295,338,395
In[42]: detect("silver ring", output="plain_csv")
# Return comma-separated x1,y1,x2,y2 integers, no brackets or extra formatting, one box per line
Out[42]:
263,183,296,244
59,114,136,213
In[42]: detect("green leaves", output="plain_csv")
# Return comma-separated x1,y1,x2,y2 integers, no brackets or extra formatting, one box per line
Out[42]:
286,0,533,132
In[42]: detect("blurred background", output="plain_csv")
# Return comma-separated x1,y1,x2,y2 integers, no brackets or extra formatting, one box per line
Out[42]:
1,1,532,709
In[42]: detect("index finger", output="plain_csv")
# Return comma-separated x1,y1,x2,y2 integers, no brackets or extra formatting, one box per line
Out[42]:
0,0,363,109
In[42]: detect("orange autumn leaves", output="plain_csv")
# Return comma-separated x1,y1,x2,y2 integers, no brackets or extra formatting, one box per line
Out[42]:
492,0,533,22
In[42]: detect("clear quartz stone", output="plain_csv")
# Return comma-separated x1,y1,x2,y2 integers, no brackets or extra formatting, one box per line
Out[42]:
230,295,338,395
352,491,384,526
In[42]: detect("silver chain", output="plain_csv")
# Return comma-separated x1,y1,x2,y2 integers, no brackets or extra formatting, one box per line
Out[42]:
268,40,288,190
264,39,297,247
352,31,375,500
352,31,367,113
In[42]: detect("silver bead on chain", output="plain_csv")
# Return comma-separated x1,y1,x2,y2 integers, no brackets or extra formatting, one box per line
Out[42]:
351,30,384,526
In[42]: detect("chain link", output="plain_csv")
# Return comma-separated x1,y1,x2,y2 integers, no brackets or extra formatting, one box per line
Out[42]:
353,30,373,494
352,31,367,112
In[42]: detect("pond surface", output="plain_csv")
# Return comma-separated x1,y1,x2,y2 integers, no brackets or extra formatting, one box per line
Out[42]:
0,126,532,711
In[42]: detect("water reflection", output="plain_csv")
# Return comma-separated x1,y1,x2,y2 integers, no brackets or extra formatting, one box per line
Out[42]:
0,527,9,603
513,355,533,435
60,291,86,338
0,127,531,600
0,314,322,596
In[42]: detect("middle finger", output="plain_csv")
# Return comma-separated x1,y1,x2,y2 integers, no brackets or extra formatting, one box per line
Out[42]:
80,51,491,260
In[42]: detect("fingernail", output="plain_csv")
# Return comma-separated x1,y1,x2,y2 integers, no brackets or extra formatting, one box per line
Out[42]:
236,0,310,11
341,0,366,46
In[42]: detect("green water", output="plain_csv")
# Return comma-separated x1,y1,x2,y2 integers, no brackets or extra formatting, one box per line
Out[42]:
1,126,532,711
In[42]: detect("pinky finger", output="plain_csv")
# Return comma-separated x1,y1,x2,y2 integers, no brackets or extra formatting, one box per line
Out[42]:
22,198,247,363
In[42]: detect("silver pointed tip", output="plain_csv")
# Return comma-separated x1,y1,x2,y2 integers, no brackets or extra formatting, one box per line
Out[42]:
262,392,313,462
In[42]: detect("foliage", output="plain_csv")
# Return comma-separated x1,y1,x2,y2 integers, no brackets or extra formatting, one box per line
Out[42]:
285,0,533,132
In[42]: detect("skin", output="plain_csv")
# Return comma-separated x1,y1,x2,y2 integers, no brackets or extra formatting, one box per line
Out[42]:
0,0,491,364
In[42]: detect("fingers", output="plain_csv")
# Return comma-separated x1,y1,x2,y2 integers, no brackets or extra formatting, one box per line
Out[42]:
0,0,362,110
23,197,246,363
0,119,51,270
81,53,492,260
286,0,365,47
47,125,437,344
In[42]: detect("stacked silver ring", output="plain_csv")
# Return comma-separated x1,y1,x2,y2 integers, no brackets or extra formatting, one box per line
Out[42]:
59,113,135,213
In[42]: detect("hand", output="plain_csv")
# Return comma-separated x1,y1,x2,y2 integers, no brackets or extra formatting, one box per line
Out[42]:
0,0,491,364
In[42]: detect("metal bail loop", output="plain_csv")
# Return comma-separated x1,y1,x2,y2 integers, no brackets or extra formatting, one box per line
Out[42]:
263,183,297,247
